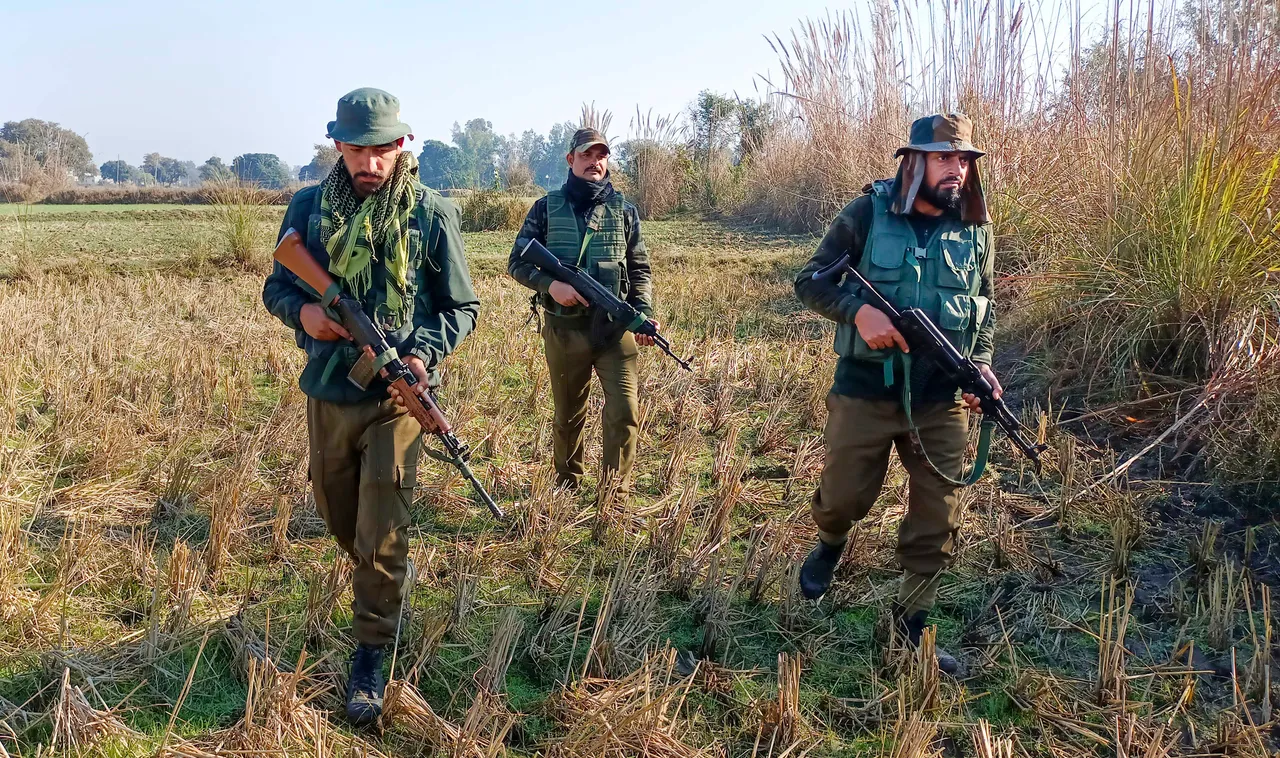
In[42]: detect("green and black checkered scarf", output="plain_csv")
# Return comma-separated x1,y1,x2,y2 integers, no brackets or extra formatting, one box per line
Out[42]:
319,150,419,322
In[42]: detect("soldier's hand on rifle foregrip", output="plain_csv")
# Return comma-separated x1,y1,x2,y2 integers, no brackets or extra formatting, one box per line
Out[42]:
961,364,1003,413
636,319,660,347
854,304,910,352
300,303,351,341
548,281,589,307
365,347,430,407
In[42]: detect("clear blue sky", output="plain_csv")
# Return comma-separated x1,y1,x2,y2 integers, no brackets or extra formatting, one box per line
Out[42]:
1,0,846,168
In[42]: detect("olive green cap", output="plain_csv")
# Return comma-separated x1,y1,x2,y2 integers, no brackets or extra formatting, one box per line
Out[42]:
568,127,610,154
896,113,985,157
326,87,414,146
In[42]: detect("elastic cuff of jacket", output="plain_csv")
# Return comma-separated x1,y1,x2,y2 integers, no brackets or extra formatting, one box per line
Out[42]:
841,296,867,324
971,356,992,367
534,274,556,295
407,346,440,369
285,301,305,331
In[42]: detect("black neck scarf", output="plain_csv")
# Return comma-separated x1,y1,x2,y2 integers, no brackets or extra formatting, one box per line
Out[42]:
563,170,613,211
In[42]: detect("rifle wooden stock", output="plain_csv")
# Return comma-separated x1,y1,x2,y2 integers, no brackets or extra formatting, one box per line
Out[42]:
273,229,339,304
391,376,451,434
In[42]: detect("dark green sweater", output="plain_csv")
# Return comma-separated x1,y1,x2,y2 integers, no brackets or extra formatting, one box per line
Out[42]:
262,184,480,404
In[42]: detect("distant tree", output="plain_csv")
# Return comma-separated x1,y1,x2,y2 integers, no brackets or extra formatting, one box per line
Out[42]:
530,121,576,188
451,118,504,188
199,156,234,183
231,153,292,189
0,119,97,181
298,143,340,182
734,99,773,162
141,153,188,185
688,91,739,167
99,159,139,184
418,139,468,189
177,160,199,186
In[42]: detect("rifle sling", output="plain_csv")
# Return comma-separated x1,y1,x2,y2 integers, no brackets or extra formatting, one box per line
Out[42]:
900,352,993,487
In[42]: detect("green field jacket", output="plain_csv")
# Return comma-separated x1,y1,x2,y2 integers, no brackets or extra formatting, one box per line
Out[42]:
262,183,480,404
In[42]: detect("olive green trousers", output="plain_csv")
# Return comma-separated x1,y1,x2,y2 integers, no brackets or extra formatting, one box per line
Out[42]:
307,396,421,646
812,393,969,613
542,324,639,490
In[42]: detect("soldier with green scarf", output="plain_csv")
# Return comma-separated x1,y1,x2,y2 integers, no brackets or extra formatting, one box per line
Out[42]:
507,128,655,493
793,113,1002,677
262,88,480,725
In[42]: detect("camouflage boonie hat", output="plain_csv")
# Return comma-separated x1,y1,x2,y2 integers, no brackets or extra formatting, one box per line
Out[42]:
568,127,610,154
895,113,985,158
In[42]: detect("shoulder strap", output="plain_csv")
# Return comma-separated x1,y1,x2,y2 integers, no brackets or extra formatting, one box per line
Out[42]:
415,187,441,273
577,203,606,266
900,353,993,487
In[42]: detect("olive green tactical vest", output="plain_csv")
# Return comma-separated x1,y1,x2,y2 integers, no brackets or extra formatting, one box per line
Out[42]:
306,187,439,333
306,187,440,386
833,180,991,373
542,189,628,317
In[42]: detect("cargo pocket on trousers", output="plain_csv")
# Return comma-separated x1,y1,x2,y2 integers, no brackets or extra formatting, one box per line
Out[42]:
394,463,418,512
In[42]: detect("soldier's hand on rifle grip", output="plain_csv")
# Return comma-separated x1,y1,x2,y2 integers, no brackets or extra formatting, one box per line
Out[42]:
300,303,351,341
548,281,589,308
366,347,430,408
636,319,659,347
961,364,1003,413
854,304,910,352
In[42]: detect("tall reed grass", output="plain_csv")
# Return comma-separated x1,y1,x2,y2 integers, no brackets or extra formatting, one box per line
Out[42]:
203,180,275,272
745,0,1279,484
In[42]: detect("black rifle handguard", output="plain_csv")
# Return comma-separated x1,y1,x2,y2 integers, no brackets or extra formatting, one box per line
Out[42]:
520,239,693,371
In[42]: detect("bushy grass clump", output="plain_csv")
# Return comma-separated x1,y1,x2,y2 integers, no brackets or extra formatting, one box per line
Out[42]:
459,189,534,232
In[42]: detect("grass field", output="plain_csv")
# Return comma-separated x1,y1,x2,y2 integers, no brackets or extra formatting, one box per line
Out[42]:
0,205,250,216
0,205,1275,757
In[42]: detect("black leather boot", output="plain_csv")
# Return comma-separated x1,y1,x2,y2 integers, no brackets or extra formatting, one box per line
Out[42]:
799,539,846,599
345,643,387,727
891,603,965,678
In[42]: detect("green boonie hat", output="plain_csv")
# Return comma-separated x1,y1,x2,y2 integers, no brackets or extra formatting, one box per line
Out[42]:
326,87,414,146
896,113,985,158
568,127,610,154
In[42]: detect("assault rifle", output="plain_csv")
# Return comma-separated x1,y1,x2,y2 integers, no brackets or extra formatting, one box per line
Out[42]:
813,253,1046,472
518,239,693,372
274,229,505,521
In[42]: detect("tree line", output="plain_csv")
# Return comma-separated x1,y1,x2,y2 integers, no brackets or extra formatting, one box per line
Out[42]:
2,91,769,200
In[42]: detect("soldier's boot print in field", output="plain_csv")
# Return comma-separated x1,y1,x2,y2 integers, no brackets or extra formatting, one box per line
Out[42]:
345,643,387,727
891,603,965,678
799,539,846,599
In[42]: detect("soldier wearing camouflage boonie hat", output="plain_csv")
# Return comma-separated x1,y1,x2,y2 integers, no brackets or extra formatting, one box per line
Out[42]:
793,112,1002,678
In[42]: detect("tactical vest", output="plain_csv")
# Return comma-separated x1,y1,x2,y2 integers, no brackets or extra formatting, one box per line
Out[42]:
306,186,440,332
833,180,991,375
541,189,628,317
305,186,441,385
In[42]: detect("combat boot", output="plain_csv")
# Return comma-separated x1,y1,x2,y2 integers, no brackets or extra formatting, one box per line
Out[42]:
891,603,965,678
345,643,386,727
799,539,846,599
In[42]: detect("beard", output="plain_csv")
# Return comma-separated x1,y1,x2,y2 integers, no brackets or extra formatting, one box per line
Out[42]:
918,178,963,212
351,171,388,198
